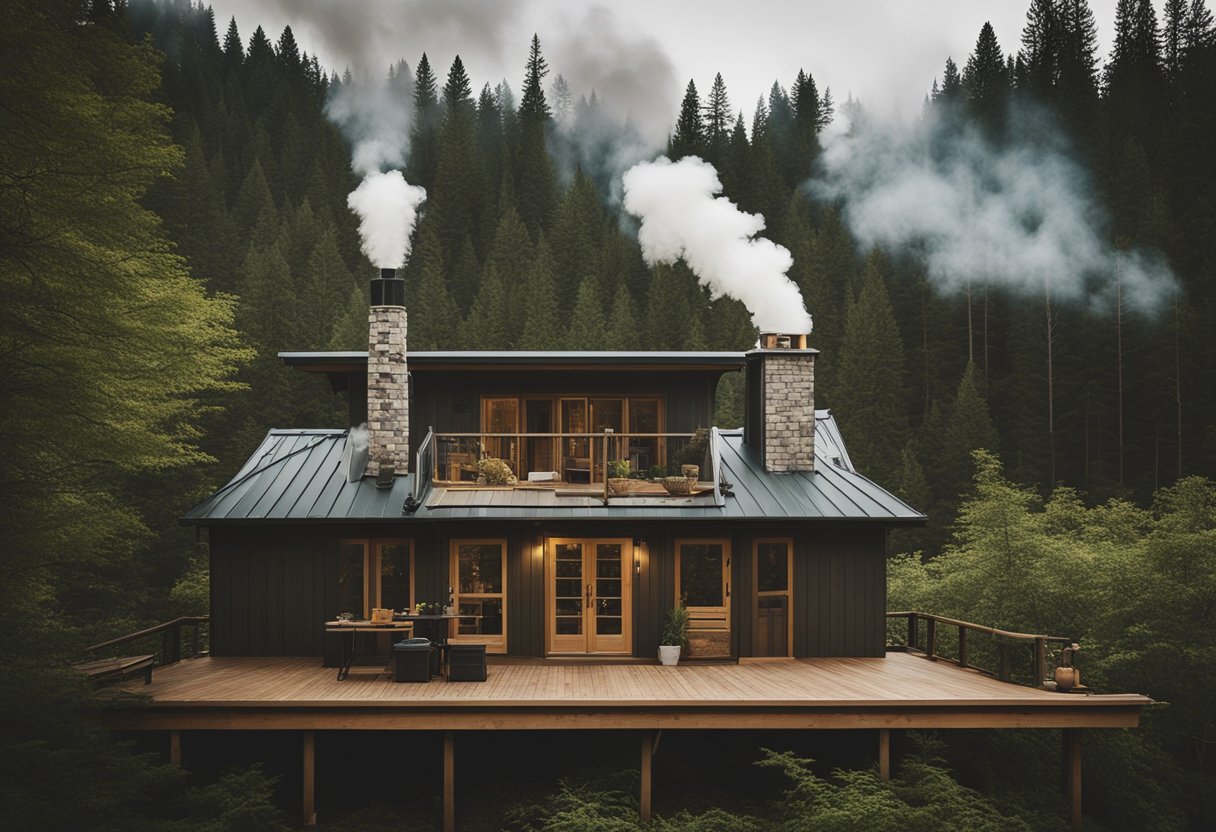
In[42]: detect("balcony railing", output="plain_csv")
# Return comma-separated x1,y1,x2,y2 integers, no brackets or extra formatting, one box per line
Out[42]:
432,430,703,488
886,610,1073,689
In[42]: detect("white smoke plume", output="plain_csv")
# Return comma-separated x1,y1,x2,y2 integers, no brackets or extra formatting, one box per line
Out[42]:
623,156,813,333
346,170,426,268
812,106,1178,316
326,75,426,267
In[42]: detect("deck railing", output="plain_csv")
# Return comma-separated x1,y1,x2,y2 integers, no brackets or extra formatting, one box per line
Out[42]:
84,616,210,668
887,611,1072,689
432,430,700,487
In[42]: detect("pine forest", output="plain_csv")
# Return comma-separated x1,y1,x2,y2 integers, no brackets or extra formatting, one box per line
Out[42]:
2,0,1216,829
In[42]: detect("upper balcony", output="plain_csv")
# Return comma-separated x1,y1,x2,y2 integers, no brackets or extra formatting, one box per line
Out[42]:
417,428,717,502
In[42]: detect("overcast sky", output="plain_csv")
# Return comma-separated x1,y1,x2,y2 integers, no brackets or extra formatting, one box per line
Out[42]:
208,0,1123,132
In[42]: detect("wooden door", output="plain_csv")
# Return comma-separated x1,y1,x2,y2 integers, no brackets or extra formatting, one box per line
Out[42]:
753,539,793,657
676,539,731,658
548,538,633,654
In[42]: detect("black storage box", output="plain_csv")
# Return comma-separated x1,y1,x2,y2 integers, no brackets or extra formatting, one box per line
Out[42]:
393,638,434,682
447,643,488,682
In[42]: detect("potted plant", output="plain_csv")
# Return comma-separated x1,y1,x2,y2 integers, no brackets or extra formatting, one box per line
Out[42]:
607,459,633,495
659,603,689,666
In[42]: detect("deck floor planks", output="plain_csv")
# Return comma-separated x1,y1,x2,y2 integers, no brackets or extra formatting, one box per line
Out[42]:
109,653,1148,714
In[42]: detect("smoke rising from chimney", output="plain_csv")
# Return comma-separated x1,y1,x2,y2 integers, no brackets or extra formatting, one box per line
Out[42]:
623,156,813,334
811,105,1178,315
326,75,426,268
346,170,426,268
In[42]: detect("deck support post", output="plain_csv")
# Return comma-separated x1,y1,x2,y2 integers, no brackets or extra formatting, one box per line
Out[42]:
302,730,316,827
169,730,181,767
878,729,891,781
443,731,455,832
640,731,654,823
1064,729,1082,827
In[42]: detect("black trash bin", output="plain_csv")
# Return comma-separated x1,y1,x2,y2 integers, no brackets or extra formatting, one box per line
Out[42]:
393,638,434,682
447,643,488,682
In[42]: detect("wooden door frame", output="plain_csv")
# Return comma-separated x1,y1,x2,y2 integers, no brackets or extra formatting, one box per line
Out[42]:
674,538,732,658
544,536,634,656
752,537,794,658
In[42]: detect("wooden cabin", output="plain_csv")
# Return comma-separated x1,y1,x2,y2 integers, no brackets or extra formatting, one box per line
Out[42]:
186,269,923,663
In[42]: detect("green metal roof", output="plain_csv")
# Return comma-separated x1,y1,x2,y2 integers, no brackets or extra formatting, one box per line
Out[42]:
183,415,924,526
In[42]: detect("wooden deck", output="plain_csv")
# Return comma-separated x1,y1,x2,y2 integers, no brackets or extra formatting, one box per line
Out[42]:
100,652,1148,731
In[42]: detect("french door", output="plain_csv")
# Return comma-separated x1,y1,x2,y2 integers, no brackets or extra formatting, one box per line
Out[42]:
548,538,633,654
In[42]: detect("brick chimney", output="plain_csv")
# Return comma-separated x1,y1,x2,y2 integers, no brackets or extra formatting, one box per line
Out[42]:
367,267,408,476
744,333,816,473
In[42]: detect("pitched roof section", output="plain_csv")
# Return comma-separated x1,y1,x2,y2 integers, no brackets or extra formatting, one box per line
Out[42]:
183,414,924,525
182,430,415,524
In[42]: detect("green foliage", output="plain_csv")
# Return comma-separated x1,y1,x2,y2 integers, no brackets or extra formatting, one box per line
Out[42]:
660,605,690,648
478,457,518,484
607,459,632,479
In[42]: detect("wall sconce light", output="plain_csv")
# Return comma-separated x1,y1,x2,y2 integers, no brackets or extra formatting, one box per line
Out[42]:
634,557,641,576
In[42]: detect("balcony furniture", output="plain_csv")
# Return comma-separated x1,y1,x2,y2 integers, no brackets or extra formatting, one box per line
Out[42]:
447,643,488,681
527,471,560,483
324,620,414,681
393,638,435,682
392,613,484,677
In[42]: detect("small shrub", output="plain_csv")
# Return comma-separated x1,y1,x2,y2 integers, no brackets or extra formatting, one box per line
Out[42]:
478,457,517,484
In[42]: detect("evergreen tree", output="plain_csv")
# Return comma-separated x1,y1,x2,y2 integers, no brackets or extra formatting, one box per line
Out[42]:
221,15,242,73
566,274,608,349
518,237,563,349
431,55,490,266
515,35,556,235
963,21,1010,128
702,72,732,166
408,53,441,190
460,263,510,348
1019,0,1061,97
670,79,704,159
605,281,640,350
485,203,534,325
831,253,909,485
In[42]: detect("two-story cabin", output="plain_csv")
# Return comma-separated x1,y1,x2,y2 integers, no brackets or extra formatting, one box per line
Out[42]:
186,268,924,662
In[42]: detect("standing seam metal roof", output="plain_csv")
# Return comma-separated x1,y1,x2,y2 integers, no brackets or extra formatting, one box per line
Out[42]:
182,414,924,525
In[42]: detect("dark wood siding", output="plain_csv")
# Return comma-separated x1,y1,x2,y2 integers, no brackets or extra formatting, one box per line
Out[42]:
794,525,887,658
208,520,886,661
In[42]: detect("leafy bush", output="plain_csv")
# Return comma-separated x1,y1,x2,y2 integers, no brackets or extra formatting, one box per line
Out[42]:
478,457,517,484
607,459,632,479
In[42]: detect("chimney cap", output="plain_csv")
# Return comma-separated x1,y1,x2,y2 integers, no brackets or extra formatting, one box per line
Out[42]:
757,332,811,350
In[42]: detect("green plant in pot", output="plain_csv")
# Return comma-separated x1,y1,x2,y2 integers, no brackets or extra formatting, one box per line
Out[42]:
659,603,690,665
607,459,632,495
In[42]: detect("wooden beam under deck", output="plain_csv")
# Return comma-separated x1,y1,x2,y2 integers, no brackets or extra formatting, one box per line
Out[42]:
98,653,1148,732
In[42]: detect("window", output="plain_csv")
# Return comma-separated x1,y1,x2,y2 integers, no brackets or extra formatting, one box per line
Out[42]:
337,539,414,619
450,539,507,652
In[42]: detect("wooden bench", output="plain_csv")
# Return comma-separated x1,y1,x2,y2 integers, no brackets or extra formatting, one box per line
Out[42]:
73,654,154,686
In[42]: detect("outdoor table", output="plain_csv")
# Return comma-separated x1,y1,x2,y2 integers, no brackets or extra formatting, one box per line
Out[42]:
324,620,413,681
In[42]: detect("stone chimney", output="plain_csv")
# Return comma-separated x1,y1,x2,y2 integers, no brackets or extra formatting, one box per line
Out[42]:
744,333,816,473
367,267,408,476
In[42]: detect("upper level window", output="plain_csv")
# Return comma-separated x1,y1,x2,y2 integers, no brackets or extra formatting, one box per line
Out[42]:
475,395,665,483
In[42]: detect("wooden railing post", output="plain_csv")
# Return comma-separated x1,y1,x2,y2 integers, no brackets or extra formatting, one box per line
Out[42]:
907,613,918,651
998,642,1011,682
1034,637,1047,688
161,624,180,666
926,617,937,661
190,621,201,658
957,626,969,669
